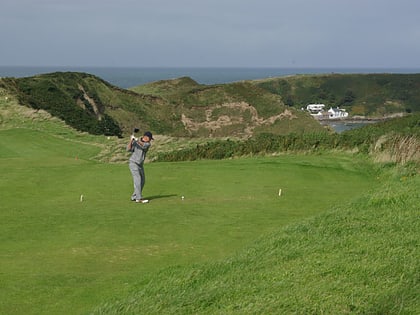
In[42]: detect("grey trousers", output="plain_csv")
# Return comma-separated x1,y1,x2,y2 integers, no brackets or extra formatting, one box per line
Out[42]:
129,161,145,200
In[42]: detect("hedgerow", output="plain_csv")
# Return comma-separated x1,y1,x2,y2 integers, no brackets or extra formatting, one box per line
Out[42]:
157,114,420,162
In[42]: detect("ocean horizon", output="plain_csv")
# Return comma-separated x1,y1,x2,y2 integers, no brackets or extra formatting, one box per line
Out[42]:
1,66,420,89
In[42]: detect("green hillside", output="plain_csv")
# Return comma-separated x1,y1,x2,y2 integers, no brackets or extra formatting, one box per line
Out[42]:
4,72,420,140
131,77,322,137
254,73,420,116
0,72,321,139
0,72,173,136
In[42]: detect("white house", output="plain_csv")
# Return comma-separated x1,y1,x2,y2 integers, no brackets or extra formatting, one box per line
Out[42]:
328,107,349,119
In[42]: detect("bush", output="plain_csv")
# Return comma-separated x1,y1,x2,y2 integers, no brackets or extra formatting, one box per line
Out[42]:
13,75,123,137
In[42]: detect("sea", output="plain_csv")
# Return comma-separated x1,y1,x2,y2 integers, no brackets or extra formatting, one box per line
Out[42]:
1,66,419,89
2,66,419,132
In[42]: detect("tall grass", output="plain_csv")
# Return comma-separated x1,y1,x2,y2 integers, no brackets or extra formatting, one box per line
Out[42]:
373,134,420,164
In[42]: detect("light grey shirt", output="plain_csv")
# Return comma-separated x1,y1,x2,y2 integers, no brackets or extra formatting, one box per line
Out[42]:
128,141,150,166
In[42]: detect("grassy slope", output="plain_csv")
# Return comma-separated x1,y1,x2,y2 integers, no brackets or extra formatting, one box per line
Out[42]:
130,77,285,116
253,73,420,116
5,72,420,140
94,169,419,315
0,127,378,314
0,72,172,136
131,77,323,137
1,73,322,139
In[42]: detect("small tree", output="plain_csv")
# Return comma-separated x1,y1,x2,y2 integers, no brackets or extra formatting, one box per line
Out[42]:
341,89,356,105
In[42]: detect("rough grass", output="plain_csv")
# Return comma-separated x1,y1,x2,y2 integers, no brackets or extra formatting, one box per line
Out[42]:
373,134,420,164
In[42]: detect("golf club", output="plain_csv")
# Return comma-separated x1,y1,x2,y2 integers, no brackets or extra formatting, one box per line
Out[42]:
131,127,140,141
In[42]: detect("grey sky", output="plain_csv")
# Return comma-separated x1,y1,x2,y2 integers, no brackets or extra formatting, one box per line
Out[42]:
1,0,420,68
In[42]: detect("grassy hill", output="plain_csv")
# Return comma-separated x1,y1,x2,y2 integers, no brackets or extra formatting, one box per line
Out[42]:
0,72,322,139
3,72,420,140
253,73,420,116
0,72,171,136
130,77,323,137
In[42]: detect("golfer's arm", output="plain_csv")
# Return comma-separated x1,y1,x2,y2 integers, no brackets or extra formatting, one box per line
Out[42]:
138,141,150,149
126,139,134,151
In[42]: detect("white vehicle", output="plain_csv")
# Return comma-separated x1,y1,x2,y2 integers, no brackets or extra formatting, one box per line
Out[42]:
306,104,325,113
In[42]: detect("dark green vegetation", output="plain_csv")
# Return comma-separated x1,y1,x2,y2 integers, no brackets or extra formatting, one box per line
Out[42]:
254,73,420,116
2,72,420,139
0,73,320,138
157,113,420,163
1,73,123,136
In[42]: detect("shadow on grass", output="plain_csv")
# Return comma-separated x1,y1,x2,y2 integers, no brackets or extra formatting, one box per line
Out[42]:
147,194,177,200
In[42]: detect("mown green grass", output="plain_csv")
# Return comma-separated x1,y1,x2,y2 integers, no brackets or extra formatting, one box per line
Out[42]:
0,128,378,314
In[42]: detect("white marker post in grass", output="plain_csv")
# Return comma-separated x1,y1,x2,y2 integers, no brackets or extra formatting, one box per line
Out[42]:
80,194,84,202
278,189,282,197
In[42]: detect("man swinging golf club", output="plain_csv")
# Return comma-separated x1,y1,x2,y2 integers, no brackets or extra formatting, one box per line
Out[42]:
127,129,153,203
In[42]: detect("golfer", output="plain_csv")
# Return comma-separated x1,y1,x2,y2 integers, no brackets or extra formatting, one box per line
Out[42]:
127,131,153,203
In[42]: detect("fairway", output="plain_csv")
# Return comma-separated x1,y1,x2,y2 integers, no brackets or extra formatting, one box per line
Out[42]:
0,129,379,314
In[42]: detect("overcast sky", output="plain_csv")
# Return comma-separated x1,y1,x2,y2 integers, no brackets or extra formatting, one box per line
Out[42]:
1,0,420,68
